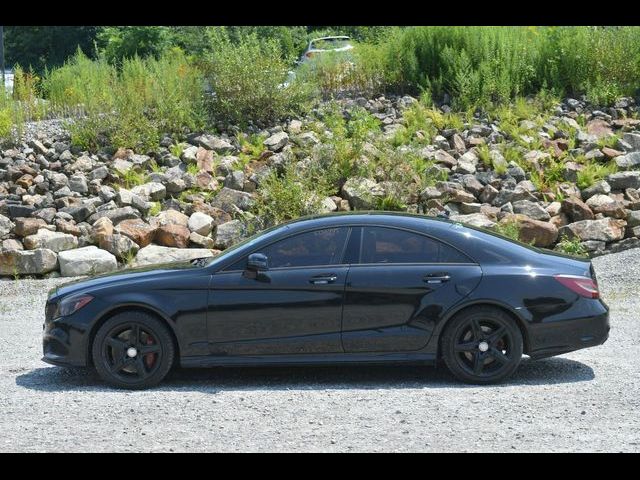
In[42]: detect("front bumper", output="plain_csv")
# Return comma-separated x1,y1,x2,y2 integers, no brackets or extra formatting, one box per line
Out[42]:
42,297,105,368
527,304,610,359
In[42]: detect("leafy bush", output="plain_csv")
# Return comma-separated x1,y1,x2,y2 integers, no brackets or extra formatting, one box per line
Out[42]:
555,234,588,257
46,49,205,152
493,218,521,242
203,33,314,126
253,164,329,228
576,161,618,189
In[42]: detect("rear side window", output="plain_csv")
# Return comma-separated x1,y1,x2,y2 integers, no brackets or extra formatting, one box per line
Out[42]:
359,227,471,264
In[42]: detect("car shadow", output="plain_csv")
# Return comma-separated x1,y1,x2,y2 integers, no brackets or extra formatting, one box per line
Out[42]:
15,356,594,393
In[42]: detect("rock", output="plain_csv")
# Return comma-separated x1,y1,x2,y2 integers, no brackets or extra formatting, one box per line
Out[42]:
181,145,199,163
196,147,215,173
12,217,46,237
263,131,289,152
449,213,496,229
434,150,457,167
288,119,303,134
295,131,320,148
607,237,640,253
602,147,624,159
131,182,166,202
0,214,15,237
87,206,140,225
511,200,551,221
561,197,594,222
134,244,217,267
586,119,613,139
559,218,626,242
91,217,114,242
6,204,36,219
99,233,140,259
606,172,640,191
511,214,558,247
196,134,235,154
626,210,640,228
581,180,611,200
150,209,189,228
115,219,156,248
23,229,78,252
615,152,640,170
210,187,254,213
0,248,58,276
155,224,191,248
59,203,96,223
58,246,118,277
115,188,147,211
342,177,385,209
188,212,215,236
68,174,88,194
214,220,245,249
224,171,245,191
622,132,640,151
585,194,626,218
1,239,23,251
189,231,215,248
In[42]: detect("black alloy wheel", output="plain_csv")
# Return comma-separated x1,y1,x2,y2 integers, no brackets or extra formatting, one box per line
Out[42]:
442,306,523,384
92,311,175,389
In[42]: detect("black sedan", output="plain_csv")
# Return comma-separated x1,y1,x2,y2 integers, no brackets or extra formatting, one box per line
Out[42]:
43,212,610,389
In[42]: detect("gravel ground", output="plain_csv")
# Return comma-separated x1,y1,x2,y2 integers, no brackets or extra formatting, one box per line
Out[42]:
1,249,639,452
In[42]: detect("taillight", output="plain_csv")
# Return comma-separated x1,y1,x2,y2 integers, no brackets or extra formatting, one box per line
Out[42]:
554,275,600,299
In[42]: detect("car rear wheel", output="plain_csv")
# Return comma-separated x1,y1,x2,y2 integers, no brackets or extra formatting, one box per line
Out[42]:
92,311,174,390
441,307,523,384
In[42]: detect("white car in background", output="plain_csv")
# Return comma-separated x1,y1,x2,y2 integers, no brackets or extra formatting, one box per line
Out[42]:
2,70,13,93
282,36,355,88
299,36,354,63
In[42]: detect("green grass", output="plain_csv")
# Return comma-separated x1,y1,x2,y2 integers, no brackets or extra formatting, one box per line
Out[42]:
576,161,618,189
493,218,521,242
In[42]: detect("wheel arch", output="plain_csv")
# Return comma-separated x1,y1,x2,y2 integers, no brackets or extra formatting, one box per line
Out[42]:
436,300,530,357
86,303,181,367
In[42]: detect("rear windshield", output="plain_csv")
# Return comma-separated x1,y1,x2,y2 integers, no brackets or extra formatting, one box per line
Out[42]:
310,38,351,50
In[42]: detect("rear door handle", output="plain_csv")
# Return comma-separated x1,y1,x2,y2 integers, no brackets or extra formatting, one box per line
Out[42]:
423,273,451,284
309,275,338,285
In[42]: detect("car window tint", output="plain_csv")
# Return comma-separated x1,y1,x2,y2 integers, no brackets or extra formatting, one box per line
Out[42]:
360,227,471,264
261,228,349,268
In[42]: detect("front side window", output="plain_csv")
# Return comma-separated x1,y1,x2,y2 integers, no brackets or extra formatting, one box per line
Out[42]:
227,227,349,270
360,227,471,264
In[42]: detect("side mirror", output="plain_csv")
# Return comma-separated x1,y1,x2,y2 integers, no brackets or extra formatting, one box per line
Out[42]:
247,253,268,272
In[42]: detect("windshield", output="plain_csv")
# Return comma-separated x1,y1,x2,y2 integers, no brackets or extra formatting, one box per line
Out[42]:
204,222,288,267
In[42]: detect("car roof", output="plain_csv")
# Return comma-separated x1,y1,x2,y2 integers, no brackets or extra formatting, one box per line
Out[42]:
310,36,351,42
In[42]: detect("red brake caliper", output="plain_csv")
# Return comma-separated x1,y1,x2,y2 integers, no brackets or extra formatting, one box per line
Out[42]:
144,335,156,368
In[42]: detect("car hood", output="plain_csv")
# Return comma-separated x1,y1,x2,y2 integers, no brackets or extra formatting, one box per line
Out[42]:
49,259,207,300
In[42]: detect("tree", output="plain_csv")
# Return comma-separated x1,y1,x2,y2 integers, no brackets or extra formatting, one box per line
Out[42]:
3,26,99,72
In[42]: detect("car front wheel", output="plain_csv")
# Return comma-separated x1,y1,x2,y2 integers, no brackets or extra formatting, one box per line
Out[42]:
92,311,175,390
441,306,523,384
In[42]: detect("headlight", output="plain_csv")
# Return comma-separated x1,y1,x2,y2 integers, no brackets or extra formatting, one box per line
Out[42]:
55,294,94,317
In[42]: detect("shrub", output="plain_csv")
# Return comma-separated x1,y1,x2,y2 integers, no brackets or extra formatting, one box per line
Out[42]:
45,49,205,152
253,164,329,228
493,218,521,242
203,33,314,126
555,234,588,257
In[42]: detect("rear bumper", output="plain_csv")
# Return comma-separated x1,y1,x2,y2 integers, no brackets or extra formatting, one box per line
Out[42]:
527,307,610,359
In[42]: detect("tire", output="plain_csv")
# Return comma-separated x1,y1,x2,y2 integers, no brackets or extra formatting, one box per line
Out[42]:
92,311,175,390
441,306,523,384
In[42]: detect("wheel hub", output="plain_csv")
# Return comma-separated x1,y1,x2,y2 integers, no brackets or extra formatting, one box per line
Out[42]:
126,347,138,358
478,341,489,352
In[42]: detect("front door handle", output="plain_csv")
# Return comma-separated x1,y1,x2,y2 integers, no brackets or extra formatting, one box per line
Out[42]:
309,275,338,285
423,272,451,284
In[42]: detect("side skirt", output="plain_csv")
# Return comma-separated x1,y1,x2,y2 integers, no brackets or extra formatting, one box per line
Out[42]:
180,352,437,368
